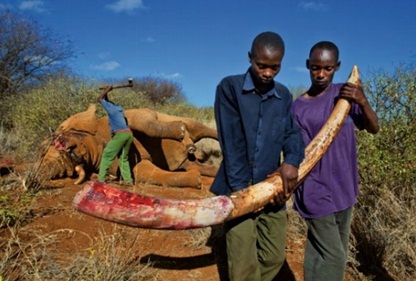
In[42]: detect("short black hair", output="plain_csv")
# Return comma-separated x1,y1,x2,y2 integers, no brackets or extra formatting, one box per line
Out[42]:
250,31,285,57
309,41,339,61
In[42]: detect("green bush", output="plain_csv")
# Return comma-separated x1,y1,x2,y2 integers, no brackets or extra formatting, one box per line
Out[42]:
351,62,416,280
3,75,97,159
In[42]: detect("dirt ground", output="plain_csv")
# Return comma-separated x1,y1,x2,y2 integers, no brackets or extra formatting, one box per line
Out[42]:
1,169,356,281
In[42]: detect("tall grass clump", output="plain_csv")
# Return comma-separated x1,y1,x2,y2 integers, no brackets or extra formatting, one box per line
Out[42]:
0,124,20,156
350,62,416,280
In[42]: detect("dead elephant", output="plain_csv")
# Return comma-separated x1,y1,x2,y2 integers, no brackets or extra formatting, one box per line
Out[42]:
36,104,220,188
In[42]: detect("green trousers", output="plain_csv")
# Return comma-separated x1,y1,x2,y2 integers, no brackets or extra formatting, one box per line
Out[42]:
225,209,287,281
98,132,133,183
304,207,353,281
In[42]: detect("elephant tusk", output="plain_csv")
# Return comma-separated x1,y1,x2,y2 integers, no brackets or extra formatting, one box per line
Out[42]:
72,181,234,229
73,66,360,229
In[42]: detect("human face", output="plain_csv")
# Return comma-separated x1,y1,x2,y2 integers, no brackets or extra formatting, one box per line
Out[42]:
307,48,340,93
249,46,283,93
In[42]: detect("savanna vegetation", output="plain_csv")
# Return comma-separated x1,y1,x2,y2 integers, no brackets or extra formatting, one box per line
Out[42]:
1,10,415,281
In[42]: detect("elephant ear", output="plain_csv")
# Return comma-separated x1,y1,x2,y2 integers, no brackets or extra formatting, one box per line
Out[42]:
58,104,98,134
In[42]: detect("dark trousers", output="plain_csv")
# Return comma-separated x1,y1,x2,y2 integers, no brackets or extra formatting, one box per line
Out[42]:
304,207,353,281
225,209,287,281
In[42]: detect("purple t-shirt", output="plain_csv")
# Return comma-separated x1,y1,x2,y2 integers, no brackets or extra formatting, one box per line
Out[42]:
291,83,364,219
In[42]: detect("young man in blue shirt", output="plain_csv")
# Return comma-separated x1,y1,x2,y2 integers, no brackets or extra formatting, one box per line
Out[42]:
210,31,305,281
97,85,134,185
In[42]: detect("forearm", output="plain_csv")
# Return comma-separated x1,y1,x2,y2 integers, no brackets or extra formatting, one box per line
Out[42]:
97,91,108,102
360,100,379,134
216,119,251,189
282,115,305,167
97,86,113,102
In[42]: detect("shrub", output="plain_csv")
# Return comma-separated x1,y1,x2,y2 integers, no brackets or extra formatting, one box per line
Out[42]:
351,62,416,280
3,75,97,159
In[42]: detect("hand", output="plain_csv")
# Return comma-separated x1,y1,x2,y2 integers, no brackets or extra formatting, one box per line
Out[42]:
341,82,380,134
339,82,368,106
102,85,113,94
97,85,113,102
268,163,299,205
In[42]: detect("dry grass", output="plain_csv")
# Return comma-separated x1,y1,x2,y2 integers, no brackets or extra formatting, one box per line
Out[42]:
0,225,157,281
183,227,213,249
351,185,416,281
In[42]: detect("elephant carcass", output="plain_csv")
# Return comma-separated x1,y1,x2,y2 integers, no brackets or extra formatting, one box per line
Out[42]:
37,105,219,188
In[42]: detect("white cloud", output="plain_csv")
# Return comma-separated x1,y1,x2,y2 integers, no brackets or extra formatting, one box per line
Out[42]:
19,1,46,12
166,72,181,79
159,72,182,79
298,1,328,12
91,61,121,71
292,66,309,73
98,52,111,60
106,0,145,13
143,36,155,43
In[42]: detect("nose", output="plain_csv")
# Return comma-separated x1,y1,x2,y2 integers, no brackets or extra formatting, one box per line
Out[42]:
316,69,325,79
263,69,273,79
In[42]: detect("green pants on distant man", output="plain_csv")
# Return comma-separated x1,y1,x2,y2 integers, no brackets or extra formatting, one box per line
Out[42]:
98,131,133,184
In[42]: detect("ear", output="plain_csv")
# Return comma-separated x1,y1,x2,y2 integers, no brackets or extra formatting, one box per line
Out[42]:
335,61,341,71
306,59,310,69
248,51,252,63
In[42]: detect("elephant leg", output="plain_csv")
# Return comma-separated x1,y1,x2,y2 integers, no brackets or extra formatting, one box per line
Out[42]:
180,160,219,178
183,121,218,142
155,112,218,142
133,160,201,189
126,110,191,143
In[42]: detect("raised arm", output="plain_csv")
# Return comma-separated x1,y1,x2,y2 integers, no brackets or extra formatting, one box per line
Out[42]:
97,85,113,103
340,82,379,134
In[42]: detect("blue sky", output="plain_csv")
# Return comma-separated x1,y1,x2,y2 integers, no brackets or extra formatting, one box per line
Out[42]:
1,0,415,107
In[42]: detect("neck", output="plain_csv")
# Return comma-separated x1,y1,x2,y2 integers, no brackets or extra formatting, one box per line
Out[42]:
305,83,331,98
254,81,274,95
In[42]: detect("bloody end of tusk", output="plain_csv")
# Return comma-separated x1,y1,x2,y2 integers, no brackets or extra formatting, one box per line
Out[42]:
73,181,234,229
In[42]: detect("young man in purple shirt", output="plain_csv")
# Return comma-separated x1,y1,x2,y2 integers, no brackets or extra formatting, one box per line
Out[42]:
210,31,304,281
97,85,133,185
291,41,379,281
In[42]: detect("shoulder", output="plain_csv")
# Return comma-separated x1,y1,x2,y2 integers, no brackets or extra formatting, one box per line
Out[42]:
100,99,110,108
218,73,245,87
216,74,246,100
325,83,344,101
332,83,343,93
275,81,290,93
274,81,292,99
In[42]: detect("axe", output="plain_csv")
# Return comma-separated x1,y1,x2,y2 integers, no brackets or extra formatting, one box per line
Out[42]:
99,78,133,90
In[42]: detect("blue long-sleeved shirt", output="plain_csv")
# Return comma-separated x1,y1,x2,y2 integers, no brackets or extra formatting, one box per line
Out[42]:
100,99,129,134
210,70,305,196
